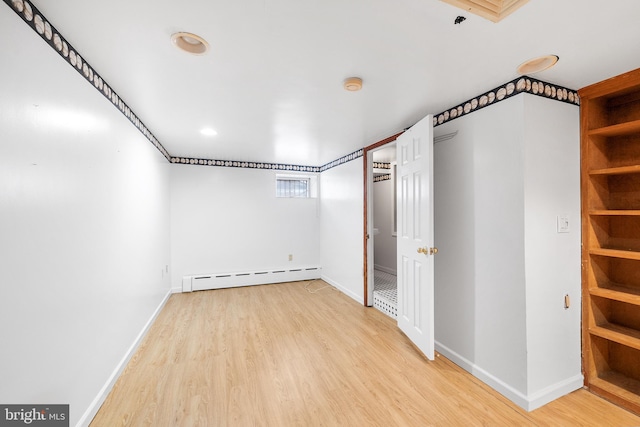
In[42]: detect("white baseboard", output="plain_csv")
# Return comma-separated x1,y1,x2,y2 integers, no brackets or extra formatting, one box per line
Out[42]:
321,274,364,305
435,341,529,409
373,264,397,276
526,374,584,411
435,341,583,411
182,266,321,292
76,288,174,427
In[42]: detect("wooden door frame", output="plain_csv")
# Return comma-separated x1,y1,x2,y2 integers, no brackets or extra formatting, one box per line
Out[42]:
362,131,403,306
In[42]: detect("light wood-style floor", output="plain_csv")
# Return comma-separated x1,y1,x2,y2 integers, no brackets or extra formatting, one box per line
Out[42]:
91,281,640,426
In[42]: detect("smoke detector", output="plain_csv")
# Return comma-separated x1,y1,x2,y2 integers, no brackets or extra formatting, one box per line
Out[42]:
344,77,363,91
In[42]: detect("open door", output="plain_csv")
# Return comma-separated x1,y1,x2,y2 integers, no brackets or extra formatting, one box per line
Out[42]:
396,114,435,360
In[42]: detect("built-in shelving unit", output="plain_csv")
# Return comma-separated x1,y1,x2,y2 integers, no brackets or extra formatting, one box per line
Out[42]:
580,67,640,415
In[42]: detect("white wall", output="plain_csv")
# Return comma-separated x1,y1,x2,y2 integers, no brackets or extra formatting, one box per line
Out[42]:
522,95,582,402
373,178,396,274
435,97,528,395
433,93,581,410
320,160,364,303
170,165,320,285
473,97,528,395
0,8,171,426
433,122,477,368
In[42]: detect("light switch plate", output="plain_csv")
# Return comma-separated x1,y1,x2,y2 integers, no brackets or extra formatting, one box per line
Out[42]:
557,215,570,233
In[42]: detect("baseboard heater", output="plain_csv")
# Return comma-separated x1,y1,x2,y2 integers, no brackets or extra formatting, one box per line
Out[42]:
182,266,322,292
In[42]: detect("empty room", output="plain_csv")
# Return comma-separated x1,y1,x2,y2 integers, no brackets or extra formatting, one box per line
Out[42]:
3,0,640,425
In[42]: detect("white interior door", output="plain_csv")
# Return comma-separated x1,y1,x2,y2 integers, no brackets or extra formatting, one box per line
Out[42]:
396,114,435,360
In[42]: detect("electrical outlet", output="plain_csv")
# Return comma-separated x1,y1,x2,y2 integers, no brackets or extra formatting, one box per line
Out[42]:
288,254,293,261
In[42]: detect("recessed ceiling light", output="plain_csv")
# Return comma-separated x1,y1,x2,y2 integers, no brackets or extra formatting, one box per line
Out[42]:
200,127,217,136
171,32,209,55
517,55,559,75
344,77,363,91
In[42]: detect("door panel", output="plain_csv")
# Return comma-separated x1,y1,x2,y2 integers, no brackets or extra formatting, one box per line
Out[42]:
396,114,435,360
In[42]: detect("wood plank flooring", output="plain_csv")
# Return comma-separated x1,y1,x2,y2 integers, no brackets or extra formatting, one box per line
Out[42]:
90,281,640,426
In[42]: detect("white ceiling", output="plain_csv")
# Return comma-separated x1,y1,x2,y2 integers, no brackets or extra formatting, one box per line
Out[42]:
26,0,640,166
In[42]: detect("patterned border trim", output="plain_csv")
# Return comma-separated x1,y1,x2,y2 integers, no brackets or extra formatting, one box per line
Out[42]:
170,156,321,172
171,148,366,173
319,149,364,172
3,0,171,161
433,76,579,127
374,174,391,182
373,162,391,169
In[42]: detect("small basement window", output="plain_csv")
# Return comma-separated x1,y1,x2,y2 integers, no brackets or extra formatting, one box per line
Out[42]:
275,173,318,198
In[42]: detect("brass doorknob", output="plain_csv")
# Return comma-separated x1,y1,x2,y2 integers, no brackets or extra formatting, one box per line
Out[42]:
417,247,438,255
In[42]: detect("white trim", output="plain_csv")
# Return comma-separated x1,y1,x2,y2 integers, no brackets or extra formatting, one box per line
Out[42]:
184,266,321,292
182,275,192,292
321,274,364,305
275,172,319,198
76,288,173,427
526,374,584,411
366,155,375,307
435,341,530,410
435,341,583,411
373,264,397,276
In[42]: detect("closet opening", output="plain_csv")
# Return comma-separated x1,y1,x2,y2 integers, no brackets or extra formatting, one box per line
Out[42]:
363,133,402,318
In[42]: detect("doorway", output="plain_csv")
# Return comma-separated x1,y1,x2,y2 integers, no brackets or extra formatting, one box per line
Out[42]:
363,132,402,316
363,114,436,361
370,144,398,318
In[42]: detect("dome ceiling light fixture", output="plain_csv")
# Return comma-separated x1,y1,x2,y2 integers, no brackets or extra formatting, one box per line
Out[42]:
171,32,209,55
517,54,559,75
344,77,363,91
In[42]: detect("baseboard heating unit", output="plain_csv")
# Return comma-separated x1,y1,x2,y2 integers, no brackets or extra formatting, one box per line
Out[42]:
182,266,322,292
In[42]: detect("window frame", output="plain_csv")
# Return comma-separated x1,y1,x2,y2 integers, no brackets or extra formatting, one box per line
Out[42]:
275,173,318,198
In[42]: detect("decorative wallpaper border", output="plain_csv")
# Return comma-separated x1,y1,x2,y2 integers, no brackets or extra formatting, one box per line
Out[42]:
170,157,321,173
373,162,391,169
319,149,364,172
433,76,579,128
374,174,391,182
4,0,171,161
169,147,365,173
5,0,580,173
170,148,365,173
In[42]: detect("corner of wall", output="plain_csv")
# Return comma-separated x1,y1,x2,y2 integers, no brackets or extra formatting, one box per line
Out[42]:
76,288,174,426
